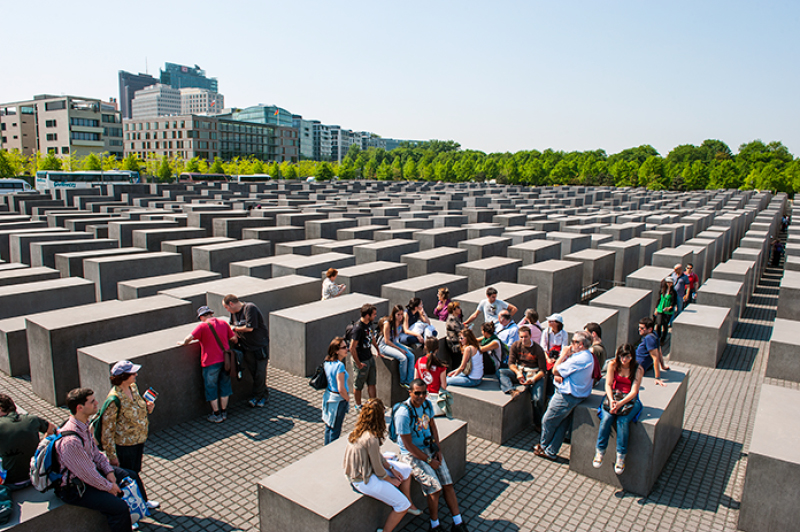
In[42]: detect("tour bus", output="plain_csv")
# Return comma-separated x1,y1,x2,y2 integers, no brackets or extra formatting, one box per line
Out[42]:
0,178,34,194
35,170,140,191
235,174,272,182
178,172,230,183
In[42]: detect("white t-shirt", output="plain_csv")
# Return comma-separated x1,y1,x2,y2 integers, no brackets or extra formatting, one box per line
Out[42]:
540,327,569,355
476,298,509,323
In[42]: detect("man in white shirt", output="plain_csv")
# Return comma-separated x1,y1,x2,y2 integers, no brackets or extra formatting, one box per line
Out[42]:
463,287,518,327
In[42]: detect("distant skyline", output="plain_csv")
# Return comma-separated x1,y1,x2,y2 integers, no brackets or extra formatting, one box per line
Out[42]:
3,0,798,157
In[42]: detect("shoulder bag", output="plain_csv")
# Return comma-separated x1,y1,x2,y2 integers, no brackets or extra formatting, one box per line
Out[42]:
208,319,235,377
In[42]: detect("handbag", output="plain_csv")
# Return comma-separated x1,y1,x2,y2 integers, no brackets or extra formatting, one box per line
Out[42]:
119,477,149,524
602,391,634,416
309,364,328,390
208,318,235,376
462,350,473,376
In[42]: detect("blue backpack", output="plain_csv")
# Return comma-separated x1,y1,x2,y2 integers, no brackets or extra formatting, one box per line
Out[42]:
388,399,433,444
30,430,83,492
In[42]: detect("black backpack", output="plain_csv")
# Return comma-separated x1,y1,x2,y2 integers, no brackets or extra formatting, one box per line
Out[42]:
389,399,433,443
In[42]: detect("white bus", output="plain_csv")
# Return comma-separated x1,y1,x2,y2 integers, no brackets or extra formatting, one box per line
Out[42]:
235,174,272,182
35,170,140,191
0,178,34,194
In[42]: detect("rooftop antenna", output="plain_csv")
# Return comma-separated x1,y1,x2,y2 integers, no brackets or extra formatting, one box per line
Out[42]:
145,57,148,75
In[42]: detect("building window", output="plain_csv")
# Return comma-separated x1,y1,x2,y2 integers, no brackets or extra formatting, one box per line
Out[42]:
61,147,69,154
45,100,66,111
70,118,99,127
45,120,57,128
46,133,57,141
102,114,117,123
71,131,101,141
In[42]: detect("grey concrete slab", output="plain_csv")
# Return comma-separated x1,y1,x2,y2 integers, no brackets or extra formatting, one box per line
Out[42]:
158,275,260,310
29,238,118,269
560,304,619,357
765,318,800,383
373,228,421,241
456,256,523,292
212,217,275,239
27,295,193,405
517,260,582,316
570,368,689,496
0,485,108,531
413,227,468,251
651,246,694,270
187,209,248,234
626,266,674,312
84,251,184,301
449,375,532,443
10,232,94,265
464,223,505,239
227,254,303,279
108,220,180,247
311,239,373,255
161,236,234,271
739,384,800,532
453,282,537,330
242,225,307,246
381,272,469,311
777,270,800,321
400,247,469,278
54,247,147,279
546,232,591,258
564,249,616,290
696,278,744,322
0,266,61,287
670,304,732,368
502,230,546,245
305,217,358,239
269,293,389,377
257,418,466,532
192,239,272,277
336,225,389,240
331,261,408,298
590,287,653,347
712,259,756,302
599,240,641,283
270,252,355,278
132,227,207,252
117,270,221,300
354,239,420,265
0,277,96,320
275,238,335,256
0,317,27,376
0,262,28,272
507,239,562,266
457,236,512,262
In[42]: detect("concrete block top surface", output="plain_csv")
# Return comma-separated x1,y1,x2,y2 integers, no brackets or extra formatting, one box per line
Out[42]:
590,286,651,307
118,269,220,289
0,276,93,296
401,247,466,259
454,281,536,302
770,318,797,345
560,304,618,330
520,259,581,273
564,249,616,260
672,304,730,328
627,265,674,282
698,278,743,296
780,269,800,289
208,274,319,297
334,261,406,276
355,238,418,250
271,251,353,267
159,275,263,300
457,256,522,268
749,384,800,463
162,236,233,247
79,323,196,363
271,292,388,321
194,238,268,251
25,295,189,329
85,251,180,265
383,272,467,291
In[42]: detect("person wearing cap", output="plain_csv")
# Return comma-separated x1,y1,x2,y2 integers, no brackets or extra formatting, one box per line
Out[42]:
462,287,518,327
540,313,569,372
179,306,238,423
99,361,155,482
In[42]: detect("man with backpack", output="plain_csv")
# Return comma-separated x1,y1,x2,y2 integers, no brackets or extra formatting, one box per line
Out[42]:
55,387,149,532
222,294,270,408
350,304,379,413
394,379,468,532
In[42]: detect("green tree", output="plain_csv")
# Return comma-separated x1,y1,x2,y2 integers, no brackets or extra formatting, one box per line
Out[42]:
376,160,392,180
610,160,638,187
121,153,141,173
403,158,418,180
157,156,173,182
0,151,14,178
209,158,224,174
708,159,741,190
316,162,334,180
280,161,298,179
252,160,265,174
638,156,667,189
391,157,403,180
683,161,709,190
184,157,200,173
38,152,62,171
82,153,102,171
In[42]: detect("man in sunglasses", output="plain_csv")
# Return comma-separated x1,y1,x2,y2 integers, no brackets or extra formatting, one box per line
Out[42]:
396,379,468,532
534,331,594,461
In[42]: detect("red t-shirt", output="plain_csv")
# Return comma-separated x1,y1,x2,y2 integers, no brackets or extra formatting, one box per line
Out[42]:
415,356,446,394
191,318,236,367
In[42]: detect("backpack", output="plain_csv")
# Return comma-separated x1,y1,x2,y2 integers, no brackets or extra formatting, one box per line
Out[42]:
89,390,121,452
344,320,357,343
389,399,433,444
30,430,83,492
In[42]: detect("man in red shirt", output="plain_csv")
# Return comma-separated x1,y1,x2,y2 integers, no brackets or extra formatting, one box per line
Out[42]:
685,263,700,306
179,306,237,423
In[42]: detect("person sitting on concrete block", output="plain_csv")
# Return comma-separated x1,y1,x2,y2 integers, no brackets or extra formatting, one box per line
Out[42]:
443,301,465,367
477,321,504,373
322,268,347,301
395,380,469,532
462,286,518,327
178,306,238,423
378,305,416,387
636,317,669,387
497,326,548,432
534,331,594,460
495,309,520,348
540,313,569,372
400,297,437,348
592,344,644,475
222,294,270,408
433,287,452,322
584,322,606,384
414,337,451,417
446,329,484,388
519,308,544,345
0,393,55,489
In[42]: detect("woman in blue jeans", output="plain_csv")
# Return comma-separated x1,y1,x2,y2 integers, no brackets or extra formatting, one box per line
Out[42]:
446,329,484,387
593,344,644,475
322,336,350,445
378,305,416,385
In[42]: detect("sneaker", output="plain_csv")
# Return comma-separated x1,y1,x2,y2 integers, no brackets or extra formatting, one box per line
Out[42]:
451,523,469,532
132,523,139,530
614,453,626,475
400,382,410,390
207,413,223,423
355,404,362,414
220,411,228,421
146,500,160,510
592,450,604,469
533,444,556,460
248,398,258,408
255,398,268,408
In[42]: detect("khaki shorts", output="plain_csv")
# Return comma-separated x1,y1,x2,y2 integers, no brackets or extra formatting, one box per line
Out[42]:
353,356,376,390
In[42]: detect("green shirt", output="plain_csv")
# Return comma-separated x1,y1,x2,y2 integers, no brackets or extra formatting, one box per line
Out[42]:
656,293,675,315
0,412,49,484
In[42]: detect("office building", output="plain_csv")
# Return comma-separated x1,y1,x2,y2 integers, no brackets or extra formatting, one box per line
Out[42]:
292,115,315,160
181,88,224,115
313,122,333,162
131,84,181,119
160,63,218,92
118,70,158,119
232,105,293,127
1,94,123,158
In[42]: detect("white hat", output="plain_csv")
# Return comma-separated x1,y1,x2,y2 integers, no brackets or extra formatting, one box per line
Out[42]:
545,313,564,324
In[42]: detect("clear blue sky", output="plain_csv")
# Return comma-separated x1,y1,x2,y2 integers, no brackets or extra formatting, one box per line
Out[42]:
3,0,798,157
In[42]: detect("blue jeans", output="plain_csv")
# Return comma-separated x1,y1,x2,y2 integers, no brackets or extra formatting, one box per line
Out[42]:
379,340,415,384
669,297,684,326
324,400,348,445
540,390,587,457
202,362,232,402
446,374,481,387
596,398,643,455
398,332,420,348
497,368,546,425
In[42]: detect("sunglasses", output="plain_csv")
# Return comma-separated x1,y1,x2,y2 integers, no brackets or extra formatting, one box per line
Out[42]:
412,391,428,396
339,345,348,350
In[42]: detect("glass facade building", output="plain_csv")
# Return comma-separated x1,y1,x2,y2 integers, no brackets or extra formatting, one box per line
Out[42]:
118,71,158,119
160,63,218,92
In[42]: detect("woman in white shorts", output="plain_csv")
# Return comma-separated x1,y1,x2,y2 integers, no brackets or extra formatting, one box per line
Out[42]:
343,398,422,532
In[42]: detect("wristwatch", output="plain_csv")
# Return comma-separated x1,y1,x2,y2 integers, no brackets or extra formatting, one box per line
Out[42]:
426,455,433,464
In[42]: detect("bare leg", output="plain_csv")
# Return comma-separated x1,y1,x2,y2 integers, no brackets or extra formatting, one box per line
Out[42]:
209,399,219,412
220,396,229,410
426,491,441,521
442,484,460,517
354,389,362,406
367,384,377,399
399,475,419,511
382,510,407,532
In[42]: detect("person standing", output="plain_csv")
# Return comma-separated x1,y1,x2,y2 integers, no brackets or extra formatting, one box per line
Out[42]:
56,388,154,532
0,393,55,489
685,263,699,305
222,294,270,408
178,306,238,423
322,337,350,445
669,264,689,322
99,361,156,484
351,304,379,412
636,317,669,387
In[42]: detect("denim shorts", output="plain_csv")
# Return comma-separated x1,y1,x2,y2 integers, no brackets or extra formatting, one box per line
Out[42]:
202,362,233,402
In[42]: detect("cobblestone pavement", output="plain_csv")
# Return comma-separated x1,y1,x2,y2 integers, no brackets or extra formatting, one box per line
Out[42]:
1,248,791,532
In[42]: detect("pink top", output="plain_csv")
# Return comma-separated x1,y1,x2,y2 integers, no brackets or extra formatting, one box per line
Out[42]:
434,299,451,322
191,318,236,367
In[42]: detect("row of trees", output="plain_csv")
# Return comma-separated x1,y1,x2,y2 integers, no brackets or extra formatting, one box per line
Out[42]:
1,138,798,193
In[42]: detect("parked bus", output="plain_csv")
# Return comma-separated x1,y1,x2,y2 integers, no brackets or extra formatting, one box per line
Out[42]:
35,170,140,191
235,174,272,182
0,178,34,194
178,172,230,183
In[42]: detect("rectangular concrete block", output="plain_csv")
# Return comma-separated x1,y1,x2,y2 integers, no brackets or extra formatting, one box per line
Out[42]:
570,367,689,496
765,318,800,383
454,282,537,330
507,240,561,266
10,232,93,265
590,287,653,347
29,238,119,269
305,217,358,239
400,247,468,278
457,236,512,262
213,217,276,239
117,270,222,300
0,277,97,320
670,304,731,368
449,375,532,443
626,266,674,312
777,270,800,320
331,261,408,297
599,240,641,283
242,225,306,245
696,278,744,322
108,220,179,247
161,236,234,271
84,251,184,301
0,317,29,376
271,252,356,278
381,272,469,311
354,239,420,265
275,238,334,256
413,227,468,251
455,256,522,292
27,295,194,405
0,266,61,287
132,227,207,252
192,239,272,277
560,304,619,356
517,260,582,315
270,293,389,377
564,249,616,290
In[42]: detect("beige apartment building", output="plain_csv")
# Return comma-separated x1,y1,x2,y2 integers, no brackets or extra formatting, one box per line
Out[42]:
0,95,123,158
